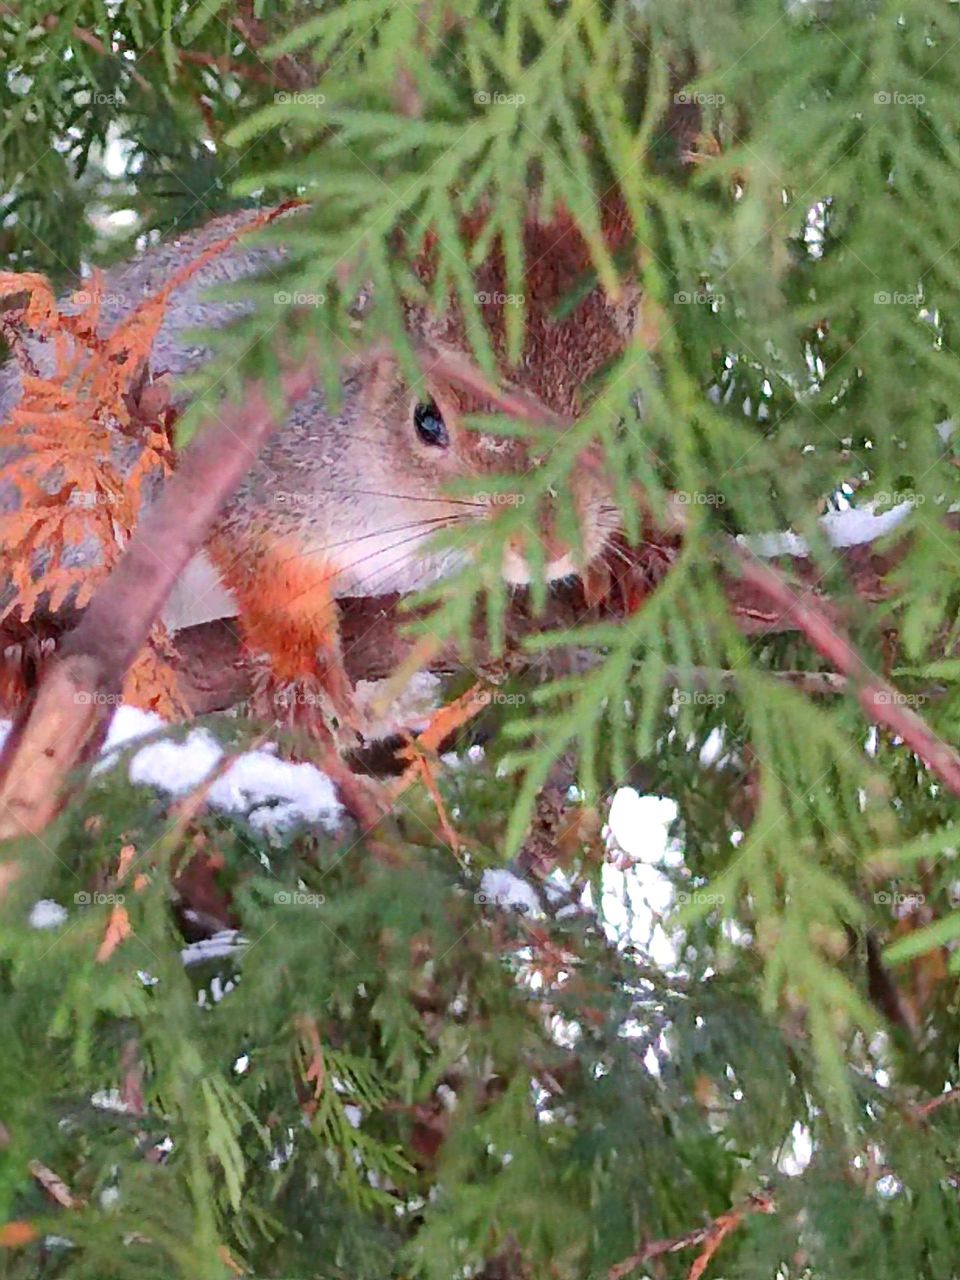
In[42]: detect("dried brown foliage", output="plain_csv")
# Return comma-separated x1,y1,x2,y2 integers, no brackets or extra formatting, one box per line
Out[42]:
0,206,289,717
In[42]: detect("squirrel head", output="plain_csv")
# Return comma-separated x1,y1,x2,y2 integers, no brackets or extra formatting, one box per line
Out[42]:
32,200,637,601
292,342,620,592
245,195,634,596
223,327,621,599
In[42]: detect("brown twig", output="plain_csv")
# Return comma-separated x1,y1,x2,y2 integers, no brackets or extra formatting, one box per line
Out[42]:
0,359,317,855
175,48,274,86
38,16,152,93
36,11,283,93
28,1159,81,1209
417,341,573,430
387,681,494,850
119,1037,145,1118
306,741,407,864
608,1191,776,1280
732,547,960,797
912,1087,960,1120
231,3,318,92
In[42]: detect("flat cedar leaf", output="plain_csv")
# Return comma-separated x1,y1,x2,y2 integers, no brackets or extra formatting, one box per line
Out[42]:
201,1077,247,1214
181,0,229,43
885,914,960,966
893,659,960,681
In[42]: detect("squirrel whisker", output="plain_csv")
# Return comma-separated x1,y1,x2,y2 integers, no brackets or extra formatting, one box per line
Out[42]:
339,524,468,596
324,489,487,508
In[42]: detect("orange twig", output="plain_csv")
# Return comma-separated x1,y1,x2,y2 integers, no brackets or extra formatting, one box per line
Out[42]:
387,681,492,848
608,1192,775,1280
913,1087,960,1120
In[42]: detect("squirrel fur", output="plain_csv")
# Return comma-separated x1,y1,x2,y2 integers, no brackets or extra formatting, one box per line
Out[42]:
0,199,636,720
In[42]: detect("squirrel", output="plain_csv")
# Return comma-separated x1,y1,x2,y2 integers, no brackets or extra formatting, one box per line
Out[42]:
0,198,637,729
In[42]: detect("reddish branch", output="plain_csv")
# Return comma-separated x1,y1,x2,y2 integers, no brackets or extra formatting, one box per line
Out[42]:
98,528,891,716
418,342,573,430
733,547,960,798
0,359,317,851
0,5,311,94
35,15,152,92
175,48,275,86
912,1086,960,1121
609,1191,776,1280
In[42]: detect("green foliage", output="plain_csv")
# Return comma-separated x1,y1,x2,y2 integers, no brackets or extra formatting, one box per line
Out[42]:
3,746,960,1279
6,0,960,1274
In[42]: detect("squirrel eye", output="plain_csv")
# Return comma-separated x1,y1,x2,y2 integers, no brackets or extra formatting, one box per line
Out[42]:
413,399,449,448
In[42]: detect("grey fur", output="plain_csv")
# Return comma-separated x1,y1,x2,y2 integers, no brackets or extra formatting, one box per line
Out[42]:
1,206,612,633
1,209,475,628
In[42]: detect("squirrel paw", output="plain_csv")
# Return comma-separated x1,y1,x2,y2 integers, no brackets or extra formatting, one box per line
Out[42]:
249,660,368,749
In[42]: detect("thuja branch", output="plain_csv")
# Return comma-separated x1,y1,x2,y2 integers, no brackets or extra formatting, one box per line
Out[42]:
608,1190,776,1280
732,547,960,797
0,360,317,851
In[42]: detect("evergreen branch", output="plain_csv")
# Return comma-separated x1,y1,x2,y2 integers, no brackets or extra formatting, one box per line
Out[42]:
731,547,960,797
0,358,318,854
35,14,153,93
913,1088,960,1121
608,1190,776,1280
